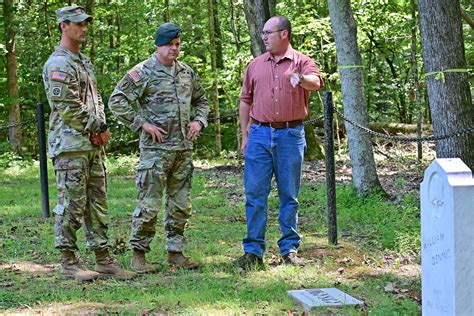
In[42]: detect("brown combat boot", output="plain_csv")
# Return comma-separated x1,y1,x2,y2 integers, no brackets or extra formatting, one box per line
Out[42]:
282,252,306,266
60,250,99,282
131,249,156,274
95,249,137,280
167,251,199,269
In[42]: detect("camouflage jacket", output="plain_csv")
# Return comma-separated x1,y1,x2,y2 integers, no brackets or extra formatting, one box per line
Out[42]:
43,46,105,158
108,54,209,152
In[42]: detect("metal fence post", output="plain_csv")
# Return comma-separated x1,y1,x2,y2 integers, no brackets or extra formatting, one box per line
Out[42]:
36,102,50,218
324,92,337,245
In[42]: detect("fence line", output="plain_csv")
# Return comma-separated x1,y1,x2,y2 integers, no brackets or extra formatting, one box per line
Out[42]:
3,99,474,222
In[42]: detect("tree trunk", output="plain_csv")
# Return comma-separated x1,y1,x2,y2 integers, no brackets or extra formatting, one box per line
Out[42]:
461,9,474,29
43,0,54,51
328,0,383,196
107,0,117,49
304,125,325,160
411,0,423,161
84,0,96,63
163,0,170,22
242,0,275,57
230,0,244,158
418,0,474,170
213,0,224,69
208,0,222,156
4,0,22,154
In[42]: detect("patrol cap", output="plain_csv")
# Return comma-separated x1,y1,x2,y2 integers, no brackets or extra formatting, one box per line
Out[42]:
155,23,181,46
55,5,92,24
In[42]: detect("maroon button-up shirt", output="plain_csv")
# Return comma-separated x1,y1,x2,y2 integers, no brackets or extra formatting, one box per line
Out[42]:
240,46,324,123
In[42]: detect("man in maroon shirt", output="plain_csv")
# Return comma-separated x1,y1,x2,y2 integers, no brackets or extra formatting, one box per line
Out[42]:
235,16,324,270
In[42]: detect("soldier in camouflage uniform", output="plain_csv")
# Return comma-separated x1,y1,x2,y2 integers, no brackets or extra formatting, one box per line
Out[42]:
108,23,209,273
43,5,135,282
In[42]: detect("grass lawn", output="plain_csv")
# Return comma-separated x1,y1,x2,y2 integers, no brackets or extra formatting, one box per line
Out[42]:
0,152,423,314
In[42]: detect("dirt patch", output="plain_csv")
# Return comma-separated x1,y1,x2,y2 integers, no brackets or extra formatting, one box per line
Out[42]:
0,261,56,273
3,302,111,315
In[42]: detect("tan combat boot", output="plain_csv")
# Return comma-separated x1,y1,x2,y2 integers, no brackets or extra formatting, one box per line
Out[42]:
131,249,156,274
60,250,99,282
95,249,137,280
167,251,199,269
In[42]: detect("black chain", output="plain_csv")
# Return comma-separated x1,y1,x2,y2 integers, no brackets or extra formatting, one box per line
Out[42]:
303,114,325,126
0,118,38,131
333,108,474,143
3,109,472,144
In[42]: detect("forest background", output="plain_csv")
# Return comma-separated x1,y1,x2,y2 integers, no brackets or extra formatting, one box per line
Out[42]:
1,0,472,159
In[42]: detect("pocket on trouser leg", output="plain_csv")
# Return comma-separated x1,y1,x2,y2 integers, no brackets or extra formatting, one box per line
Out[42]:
54,213,65,248
131,206,159,236
53,204,71,248
54,157,86,188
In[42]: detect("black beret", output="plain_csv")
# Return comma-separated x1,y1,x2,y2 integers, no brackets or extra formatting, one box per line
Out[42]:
155,23,181,46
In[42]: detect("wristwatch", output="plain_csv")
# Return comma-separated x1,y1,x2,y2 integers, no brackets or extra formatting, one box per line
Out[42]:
99,122,108,133
298,73,304,85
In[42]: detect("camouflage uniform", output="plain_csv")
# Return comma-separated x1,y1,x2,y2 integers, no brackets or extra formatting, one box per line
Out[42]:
108,55,209,253
43,46,109,252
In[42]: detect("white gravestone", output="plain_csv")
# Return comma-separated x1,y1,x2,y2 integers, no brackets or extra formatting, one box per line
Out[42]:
288,288,363,310
421,158,474,315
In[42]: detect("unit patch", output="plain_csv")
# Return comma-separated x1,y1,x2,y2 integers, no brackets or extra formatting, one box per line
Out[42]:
52,86,62,97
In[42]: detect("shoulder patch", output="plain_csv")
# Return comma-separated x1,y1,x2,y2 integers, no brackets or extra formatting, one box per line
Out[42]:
128,70,142,83
51,86,62,97
51,71,67,82
119,79,132,92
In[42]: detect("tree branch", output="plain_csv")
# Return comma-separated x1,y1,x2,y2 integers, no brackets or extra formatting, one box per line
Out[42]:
461,9,474,29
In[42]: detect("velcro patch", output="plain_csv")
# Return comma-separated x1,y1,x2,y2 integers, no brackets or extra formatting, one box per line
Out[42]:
51,71,67,81
120,79,131,91
128,70,142,83
51,86,62,97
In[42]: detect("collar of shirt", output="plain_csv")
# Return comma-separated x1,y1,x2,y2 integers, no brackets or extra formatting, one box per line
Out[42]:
56,46,83,60
264,45,296,63
152,54,187,76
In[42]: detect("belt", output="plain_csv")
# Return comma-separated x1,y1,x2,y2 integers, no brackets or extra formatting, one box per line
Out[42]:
253,119,303,129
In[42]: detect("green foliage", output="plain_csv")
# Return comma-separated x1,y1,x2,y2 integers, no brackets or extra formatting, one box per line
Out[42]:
298,185,421,253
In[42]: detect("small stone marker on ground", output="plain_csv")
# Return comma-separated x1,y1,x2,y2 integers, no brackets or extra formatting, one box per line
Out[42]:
421,158,474,315
288,288,363,310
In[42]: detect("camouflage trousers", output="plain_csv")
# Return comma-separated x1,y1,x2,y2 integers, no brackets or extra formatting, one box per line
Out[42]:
52,150,109,251
129,149,193,253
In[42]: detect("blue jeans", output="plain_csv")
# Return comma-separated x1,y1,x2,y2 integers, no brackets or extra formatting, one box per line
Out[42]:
243,123,306,257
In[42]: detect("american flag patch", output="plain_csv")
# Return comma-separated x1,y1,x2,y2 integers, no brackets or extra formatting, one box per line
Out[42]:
128,70,141,83
51,71,66,81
